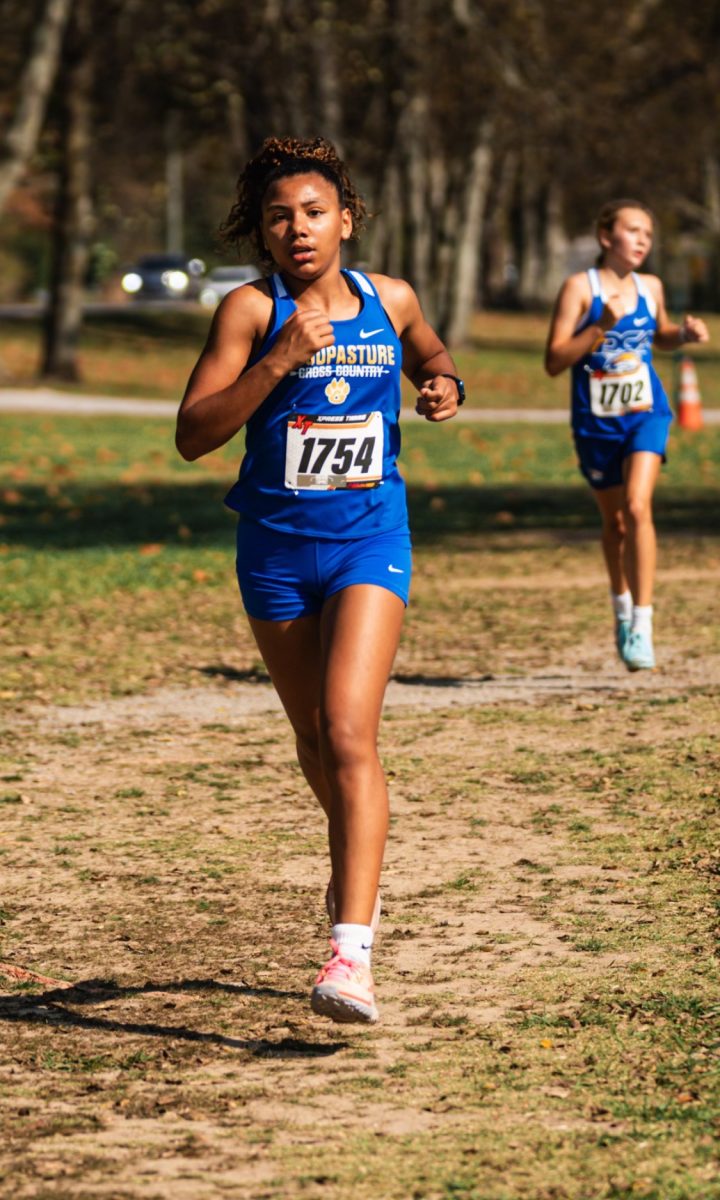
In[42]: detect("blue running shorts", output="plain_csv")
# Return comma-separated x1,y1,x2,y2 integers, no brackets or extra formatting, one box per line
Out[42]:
574,415,672,490
236,519,412,621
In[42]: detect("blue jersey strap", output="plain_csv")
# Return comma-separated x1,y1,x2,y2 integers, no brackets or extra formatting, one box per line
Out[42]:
588,267,604,301
345,268,377,298
265,273,296,340
271,273,290,300
632,273,657,318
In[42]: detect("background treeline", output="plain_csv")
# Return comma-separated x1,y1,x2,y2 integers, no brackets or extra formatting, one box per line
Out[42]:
1,0,719,374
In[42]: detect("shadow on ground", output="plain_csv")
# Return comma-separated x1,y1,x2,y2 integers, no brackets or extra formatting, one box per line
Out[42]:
3,481,720,550
0,977,347,1058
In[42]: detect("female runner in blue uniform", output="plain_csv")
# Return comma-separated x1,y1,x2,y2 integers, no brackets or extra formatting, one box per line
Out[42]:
545,199,708,670
176,137,464,1024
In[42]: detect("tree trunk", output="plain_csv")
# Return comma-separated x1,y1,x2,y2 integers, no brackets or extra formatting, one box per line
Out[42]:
441,122,494,347
484,150,517,305
224,87,248,165
273,0,313,136
165,109,183,253
704,154,720,309
397,95,433,315
368,158,403,277
427,151,451,321
0,0,74,214
517,145,543,307
41,0,94,381
542,176,568,304
313,0,343,149
244,0,291,145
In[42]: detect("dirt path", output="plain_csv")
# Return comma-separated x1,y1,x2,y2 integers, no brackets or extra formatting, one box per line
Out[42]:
2,660,718,1198
3,386,720,424
17,651,720,731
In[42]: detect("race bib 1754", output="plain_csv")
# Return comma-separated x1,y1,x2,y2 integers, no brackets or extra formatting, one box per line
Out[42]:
285,411,384,490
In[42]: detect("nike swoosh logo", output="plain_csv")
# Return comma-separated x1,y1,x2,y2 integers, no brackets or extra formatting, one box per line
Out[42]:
633,317,648,326
388,564,404,574
360,328,384,338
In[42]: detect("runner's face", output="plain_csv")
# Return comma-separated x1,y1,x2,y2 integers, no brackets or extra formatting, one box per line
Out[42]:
601,208,653,270
260,173,352,278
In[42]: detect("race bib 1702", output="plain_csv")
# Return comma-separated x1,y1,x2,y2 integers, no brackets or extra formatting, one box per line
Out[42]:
589,362,653,417
285,411,384,490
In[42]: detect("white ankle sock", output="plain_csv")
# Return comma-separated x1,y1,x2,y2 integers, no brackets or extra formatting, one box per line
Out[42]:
332,923,373,966
632,605,653,636
611,590,633,622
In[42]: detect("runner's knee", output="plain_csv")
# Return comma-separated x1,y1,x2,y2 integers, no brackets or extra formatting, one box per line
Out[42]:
624,494,653,527
319,713,377,773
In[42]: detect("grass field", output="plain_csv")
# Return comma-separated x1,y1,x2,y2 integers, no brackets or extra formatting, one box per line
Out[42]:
1,336,719,1199
2,307,720,409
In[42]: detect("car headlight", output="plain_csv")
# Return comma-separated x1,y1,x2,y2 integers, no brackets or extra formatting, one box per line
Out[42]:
200,287,219,308
162,269,189,293
121,272,143,294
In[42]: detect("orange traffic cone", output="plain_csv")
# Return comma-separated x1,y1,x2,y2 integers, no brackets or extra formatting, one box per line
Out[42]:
675,354,703,430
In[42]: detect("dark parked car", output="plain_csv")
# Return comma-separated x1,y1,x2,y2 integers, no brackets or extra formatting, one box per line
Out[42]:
121,253,206,300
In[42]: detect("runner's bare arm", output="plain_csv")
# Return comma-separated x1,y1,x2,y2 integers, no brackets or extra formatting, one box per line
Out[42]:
545,274,624,376
373,275,460,422
176,284,334,461
645,277,710,350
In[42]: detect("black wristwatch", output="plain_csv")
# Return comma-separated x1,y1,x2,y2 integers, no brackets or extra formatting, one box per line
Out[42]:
440,374,465,406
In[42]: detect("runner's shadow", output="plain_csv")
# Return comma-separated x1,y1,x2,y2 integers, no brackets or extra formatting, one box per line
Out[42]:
392,672,495,688
0,977,348,1058
38,976,305,1003
198,666,271,683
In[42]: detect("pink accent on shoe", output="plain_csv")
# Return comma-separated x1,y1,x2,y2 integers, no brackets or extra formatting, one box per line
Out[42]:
310,940,379,1024
325,880,381,934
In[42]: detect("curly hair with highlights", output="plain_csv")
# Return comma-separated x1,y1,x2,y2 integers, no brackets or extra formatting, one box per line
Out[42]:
219,136,367,270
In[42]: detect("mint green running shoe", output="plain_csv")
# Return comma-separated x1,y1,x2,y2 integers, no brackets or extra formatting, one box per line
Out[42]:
615,618,631,660
622,630,655,671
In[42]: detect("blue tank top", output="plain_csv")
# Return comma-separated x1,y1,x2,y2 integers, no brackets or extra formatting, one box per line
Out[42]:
224,269,409,539
571,268,671,436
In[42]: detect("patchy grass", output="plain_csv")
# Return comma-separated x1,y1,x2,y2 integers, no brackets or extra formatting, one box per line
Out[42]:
0,308,209,399
1,412,718,706
3,307,720,408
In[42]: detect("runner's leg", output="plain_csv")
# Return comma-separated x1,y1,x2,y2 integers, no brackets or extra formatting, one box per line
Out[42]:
247,612,330,815
319,584,404,927
593,484,628,594
248,584,404,928
622,451,662,606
